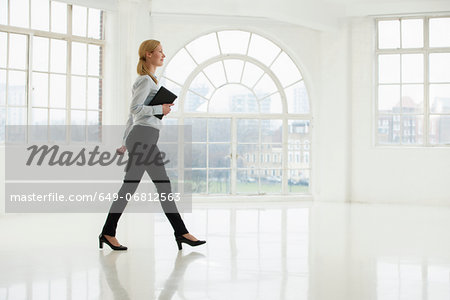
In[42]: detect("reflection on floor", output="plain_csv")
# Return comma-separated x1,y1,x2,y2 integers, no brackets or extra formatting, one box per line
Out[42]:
1,201,450,299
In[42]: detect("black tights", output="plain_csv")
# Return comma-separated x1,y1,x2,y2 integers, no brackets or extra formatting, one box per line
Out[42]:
101,125,188,237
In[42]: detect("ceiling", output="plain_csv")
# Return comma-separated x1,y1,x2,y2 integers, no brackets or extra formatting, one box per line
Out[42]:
149,0,450,30
61,0,450,31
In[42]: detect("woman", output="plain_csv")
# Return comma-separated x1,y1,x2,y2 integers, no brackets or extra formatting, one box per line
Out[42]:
99,40,206,251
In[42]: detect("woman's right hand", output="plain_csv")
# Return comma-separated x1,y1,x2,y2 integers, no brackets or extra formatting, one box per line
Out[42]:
162,103,174,115
116,145,126,155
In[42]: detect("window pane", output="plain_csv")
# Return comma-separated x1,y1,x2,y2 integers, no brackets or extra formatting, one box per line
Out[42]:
10,0,29,28
402,54,423,83
203,61,226,88
51,1,66,34
429,53,450,83
50,109,66,142
32,37,49,72
430,18,450,48
31,72,48,107
189,144,206,168
0,0,7,25
248,34,280,66
378,20,400,49
285,81,310,114
401,19,423,48
190,72,214,99
237,144,259,169
430,115,450,144
87,77,100,109
208,169,230,194
8,71,27,106
71,76,86,109
184,91,207,112
401,115,422,144
270,51,302,87
377,115,401,144
9,34,27,70
261,120,282,142
31,108,48,125
49,74,66,108
209,84,257,113
237,169,258,194
209,144,231,168
71,110,85,125
185,33,219,64
237,119,259,143
71,42,87,75
164,48,197,85
0,32,6,68
402,84,423,113
7,107,26,125
184,118,206,142
259,169,282,193
72,5,87,37
223,59,244,83
254,74,277,99
430,84,450,113
241,62,264,89
288,170,310,193
88,44,100,76
88,8,102,39
31,0,49,31
0,70,5,105
50,39,67,73
188,170,206,193
87,110,100,125
262,144,282,168
379,54,400,83
208,118,230,142
218,30,249,55
260,93,282,114
288,120,311,142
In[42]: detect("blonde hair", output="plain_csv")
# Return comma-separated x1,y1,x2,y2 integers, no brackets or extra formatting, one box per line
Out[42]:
136,39,160,84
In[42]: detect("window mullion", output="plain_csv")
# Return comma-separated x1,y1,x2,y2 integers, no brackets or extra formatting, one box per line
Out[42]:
26,33,32,139
66,4,72,138
231,117,237,195
282,117,287,194
5,33,9,129
424,17,430,146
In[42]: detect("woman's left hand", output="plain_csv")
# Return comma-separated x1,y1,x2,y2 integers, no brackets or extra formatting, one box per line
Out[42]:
116,145,126,155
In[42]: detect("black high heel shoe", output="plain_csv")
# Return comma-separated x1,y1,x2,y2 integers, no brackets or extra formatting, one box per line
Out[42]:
175,235,206,250
99,234,128,251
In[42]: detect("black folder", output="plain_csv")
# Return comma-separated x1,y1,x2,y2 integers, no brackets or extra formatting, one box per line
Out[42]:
145,86,177,119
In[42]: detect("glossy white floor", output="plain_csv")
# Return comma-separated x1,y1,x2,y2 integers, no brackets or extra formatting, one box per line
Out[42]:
1,201,450,300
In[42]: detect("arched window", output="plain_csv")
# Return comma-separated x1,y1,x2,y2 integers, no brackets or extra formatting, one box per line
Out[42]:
160,30,312,195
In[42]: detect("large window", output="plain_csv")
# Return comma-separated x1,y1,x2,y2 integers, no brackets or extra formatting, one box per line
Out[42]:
0,0,104,142
376,17,450,146
159,30,312,195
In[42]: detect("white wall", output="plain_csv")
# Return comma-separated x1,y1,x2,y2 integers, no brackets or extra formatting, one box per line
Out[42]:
316,23,351,202
350,18,450,205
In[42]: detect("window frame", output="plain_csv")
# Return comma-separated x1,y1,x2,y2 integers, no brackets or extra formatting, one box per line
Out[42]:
0,1,105,143
159,30,313,195
375,15,450,147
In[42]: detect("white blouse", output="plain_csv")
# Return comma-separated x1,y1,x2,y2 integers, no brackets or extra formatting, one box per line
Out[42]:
121,75,163,145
